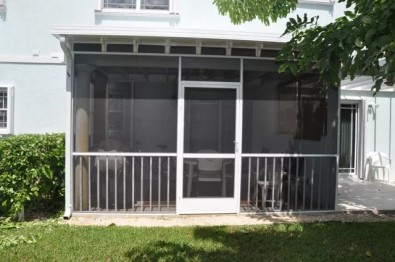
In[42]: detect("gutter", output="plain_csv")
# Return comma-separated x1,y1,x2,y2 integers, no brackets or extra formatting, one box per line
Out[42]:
60,36,73,220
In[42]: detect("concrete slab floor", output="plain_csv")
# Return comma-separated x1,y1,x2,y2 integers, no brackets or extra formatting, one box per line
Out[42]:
337,174,395,212
61,174,395,227
64,212,395,227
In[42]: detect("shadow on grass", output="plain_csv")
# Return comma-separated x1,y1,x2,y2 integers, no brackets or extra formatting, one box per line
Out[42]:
125,239,233,261
123,222,390,261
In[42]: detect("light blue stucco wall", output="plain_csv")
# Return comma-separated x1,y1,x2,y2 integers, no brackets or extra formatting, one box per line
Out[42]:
0,0,347,136
0,1,346,56
95,1,341,33
341,90,395,181
0,63,66,134
0,1,95,56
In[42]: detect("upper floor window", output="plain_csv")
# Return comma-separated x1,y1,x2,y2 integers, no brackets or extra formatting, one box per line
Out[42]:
0,86,14,135
103,0,170,11
299,0,335,5
0,0,6,11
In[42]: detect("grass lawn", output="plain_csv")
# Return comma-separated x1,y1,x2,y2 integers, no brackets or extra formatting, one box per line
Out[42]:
1,220,395,261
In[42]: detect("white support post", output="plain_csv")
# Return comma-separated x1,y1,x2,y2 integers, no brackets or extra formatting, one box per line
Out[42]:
255,43,262,57
165,39,170,54
196,40,202,55
133,39,138,53
235,58,243,213
334,87,341,210
176,57,183,214
226,41,232,56
60,36,73,219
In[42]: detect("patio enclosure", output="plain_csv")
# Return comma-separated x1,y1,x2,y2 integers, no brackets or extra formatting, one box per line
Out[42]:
72,54,338,214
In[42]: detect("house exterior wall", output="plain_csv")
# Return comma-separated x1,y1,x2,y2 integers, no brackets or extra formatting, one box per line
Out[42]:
0,1,353,215
0,63,66,134
0,1,345,56
341,90,395,182
0,0,346,135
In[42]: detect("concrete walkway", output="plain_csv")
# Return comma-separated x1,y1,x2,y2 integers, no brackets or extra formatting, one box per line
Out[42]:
65,212,395,227
337,174,395,212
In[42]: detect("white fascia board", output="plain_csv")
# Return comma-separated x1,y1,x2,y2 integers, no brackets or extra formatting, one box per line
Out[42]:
52,25,289,44
341,76,394,92
341,76,374,90
0,55,65,65
341,81,373,90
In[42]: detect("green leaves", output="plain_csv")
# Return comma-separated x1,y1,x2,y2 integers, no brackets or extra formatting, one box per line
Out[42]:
0,234,38,249
214,0,395,93
344,11,355,18
278,0,395,92
355,38,363,48
213,0,298,25
0,134,65,218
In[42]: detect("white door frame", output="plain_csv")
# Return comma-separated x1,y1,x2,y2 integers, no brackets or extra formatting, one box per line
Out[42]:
339,98,365,178
176,81,242,214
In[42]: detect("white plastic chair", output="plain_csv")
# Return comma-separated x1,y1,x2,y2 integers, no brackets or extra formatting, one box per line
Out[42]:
365,152,391,182
196,150,228,196
95,139,124,173
257,162,283,211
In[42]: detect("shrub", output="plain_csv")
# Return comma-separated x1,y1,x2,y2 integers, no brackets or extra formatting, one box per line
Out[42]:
0,133,65,217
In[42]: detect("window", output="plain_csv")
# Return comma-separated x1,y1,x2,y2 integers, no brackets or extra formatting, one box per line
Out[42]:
0,0,6,11
0,86,14,135
102,0,173,11
277,76,328,141
299,0,335,5
242,59,338,154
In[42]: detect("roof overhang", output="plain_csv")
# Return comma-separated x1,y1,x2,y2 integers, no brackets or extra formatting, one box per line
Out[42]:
52,25,288,49
341,76,394,92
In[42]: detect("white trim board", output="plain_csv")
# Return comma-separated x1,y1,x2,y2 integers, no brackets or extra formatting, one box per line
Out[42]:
299,0,335,5
341,76,394,92
0,55,65,65
52,25,289,44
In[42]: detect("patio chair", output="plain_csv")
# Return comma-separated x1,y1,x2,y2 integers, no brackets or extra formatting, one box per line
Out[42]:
196,150,229,197
280,158,308,210
94,139,127,209
95,139,124,173
257,161,283,211
365,152,391,182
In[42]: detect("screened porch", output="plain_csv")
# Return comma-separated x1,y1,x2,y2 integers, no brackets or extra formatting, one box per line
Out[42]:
71,54,338,214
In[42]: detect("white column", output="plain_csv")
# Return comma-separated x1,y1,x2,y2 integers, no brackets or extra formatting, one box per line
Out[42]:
74,65,94,211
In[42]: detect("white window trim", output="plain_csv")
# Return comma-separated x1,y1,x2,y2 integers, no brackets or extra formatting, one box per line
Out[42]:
97,0,179,15
299,0,335,5
0,85,14,135
0,0,6,12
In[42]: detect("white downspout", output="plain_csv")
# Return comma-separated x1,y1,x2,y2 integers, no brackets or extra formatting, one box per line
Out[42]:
60,36,73,219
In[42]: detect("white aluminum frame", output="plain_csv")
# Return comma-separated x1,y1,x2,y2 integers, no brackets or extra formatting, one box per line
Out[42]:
176,70,242,214
0,85,14,135
73,152,177,157
339,99,364,178
98,0,179,15
64,47,341,215
60,36,74,218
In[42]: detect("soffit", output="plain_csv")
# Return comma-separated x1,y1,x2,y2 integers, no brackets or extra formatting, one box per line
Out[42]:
52,25,287,49
341,76,395,92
